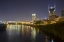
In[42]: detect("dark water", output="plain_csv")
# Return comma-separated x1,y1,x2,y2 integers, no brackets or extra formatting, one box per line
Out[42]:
0,25,54,42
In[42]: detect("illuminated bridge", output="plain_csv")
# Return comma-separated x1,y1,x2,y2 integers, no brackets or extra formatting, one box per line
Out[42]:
0,21,31,25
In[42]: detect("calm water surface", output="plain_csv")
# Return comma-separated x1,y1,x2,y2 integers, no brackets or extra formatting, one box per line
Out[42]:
0,25,54,42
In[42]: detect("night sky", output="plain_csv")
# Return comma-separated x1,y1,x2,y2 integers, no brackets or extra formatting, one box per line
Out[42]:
0,0,64,21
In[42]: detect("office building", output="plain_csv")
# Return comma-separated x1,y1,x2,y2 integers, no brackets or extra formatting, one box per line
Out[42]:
48,6,57,21
32,14,36,22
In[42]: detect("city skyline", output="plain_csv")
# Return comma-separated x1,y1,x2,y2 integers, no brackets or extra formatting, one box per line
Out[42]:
0,0,64,21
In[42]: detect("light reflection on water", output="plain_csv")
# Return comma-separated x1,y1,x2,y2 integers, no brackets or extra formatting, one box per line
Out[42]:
0,24,54,42
31,27,36,39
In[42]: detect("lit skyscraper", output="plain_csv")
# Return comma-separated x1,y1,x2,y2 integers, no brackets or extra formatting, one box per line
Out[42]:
48,7,56,16
32,14,36,22
48,5,57,21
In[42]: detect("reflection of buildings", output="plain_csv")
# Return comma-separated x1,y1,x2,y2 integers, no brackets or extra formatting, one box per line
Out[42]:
31,27,36,39
45,36,54,42
45,36,48,42
22,25,24,35
51,39,54,42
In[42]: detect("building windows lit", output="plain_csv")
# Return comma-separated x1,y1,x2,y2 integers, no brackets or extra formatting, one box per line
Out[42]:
32,14,36,22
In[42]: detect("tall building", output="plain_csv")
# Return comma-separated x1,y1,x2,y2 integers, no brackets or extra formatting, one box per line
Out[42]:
48,7,56,16
48,6,57,21
61,9,64,17
32,14,36,22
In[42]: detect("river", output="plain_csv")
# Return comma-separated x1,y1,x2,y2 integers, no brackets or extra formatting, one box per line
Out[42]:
0,24,56,42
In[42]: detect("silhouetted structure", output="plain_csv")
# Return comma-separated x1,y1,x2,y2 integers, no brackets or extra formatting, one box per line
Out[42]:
61,9,64,17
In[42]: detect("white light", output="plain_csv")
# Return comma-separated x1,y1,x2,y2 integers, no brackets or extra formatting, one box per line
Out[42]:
51,7,53,9
54,10,55,11
32,14,36,16
51,39,54,42
49,11,50,13
8,21,15,22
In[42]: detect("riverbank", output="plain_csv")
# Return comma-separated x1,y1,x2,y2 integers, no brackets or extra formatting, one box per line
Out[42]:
25,21,64,40
40,21,64,40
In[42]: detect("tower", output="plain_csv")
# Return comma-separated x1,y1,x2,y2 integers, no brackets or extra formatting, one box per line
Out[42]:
61,9,64,17
32,14,36,22
48,5,56,21
48,6,56,16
